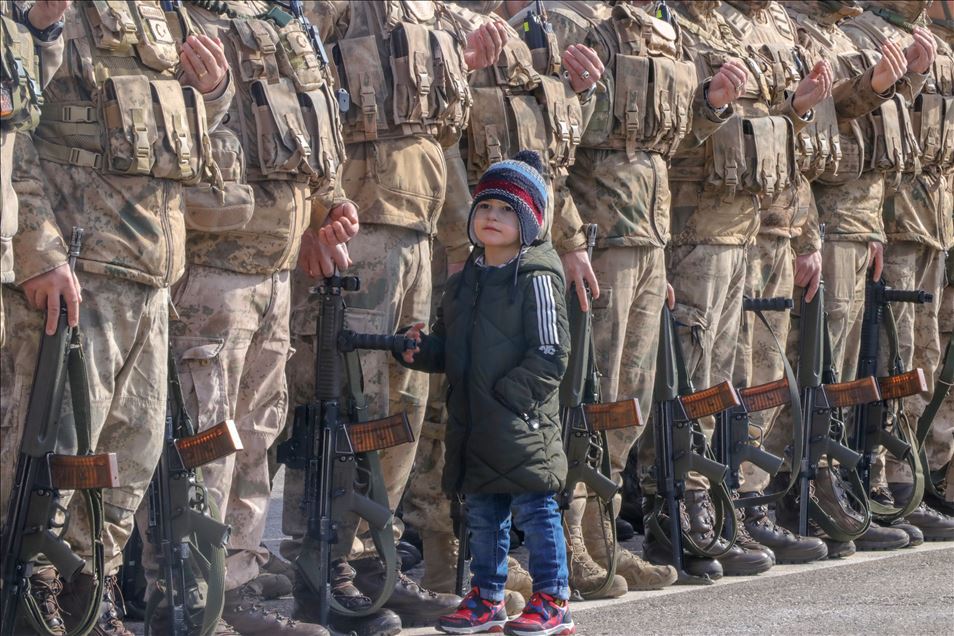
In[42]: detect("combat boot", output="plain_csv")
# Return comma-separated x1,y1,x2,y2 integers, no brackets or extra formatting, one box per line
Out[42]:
642,495,722,580
581,502,678,590
59,573,133,636
420,530,458,593
224,578,332,635
740,492,828,564
351,555,460,626
564,524,628,598
853,524,910,551
13,567,65,635
293,577,400,636
773,477,855,559
506,556,533,600
247,572,293,600
683,490,772,576
891,483,954,542
147,612,242,635
260,542,298,584
870,488,924,546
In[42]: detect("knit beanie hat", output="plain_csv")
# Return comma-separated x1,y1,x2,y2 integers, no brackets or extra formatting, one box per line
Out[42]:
468,150,549,248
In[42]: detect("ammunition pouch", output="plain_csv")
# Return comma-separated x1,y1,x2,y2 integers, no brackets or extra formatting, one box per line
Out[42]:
815,123,865,186
706,115,796,200
913,50,954,172
796,96,841,182
0,15,43,132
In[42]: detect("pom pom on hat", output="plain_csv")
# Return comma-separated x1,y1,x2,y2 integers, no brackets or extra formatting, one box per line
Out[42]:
468,150,549,247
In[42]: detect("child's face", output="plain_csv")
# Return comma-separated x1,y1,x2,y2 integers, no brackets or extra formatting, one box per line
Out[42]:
473,199,521,249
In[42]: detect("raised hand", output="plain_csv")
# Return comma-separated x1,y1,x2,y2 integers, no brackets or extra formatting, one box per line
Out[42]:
464,20,508,70
562,44,604,94
904,26,937,75
27,0,70,30
707,59,749,109
793,60,833,117
179,34,228,94
870,39,907,93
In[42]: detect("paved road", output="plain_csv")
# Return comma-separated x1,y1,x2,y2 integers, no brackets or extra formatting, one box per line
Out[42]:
127,468,954,634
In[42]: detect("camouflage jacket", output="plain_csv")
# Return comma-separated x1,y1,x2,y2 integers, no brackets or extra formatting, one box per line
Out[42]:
11,1,233,288
1,1,64,284
786,1,895,244
183,1,347,275
542,0,729,250
842,3,953,250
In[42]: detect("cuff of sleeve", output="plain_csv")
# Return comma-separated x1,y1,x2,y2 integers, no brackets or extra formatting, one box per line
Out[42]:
554,228,588,255
781,93,813,133
12,231,68,286
792,234,821,256
202,70,232,104
701,79,732,121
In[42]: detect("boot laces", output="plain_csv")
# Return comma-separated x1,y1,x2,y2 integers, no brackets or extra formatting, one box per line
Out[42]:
30,572,65,623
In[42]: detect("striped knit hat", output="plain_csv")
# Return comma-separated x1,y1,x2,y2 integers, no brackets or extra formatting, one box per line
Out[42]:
468,150,549,248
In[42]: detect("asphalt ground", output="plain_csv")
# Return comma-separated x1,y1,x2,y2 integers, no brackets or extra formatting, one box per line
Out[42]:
127,467,954,635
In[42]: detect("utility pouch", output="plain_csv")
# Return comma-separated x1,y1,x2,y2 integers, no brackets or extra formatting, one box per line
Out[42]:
184,128,254,232
644,56,695,155
756,43,803,105
249,78,312,176
334,36,389,140
84,0,139,52
816,125,864,186
537,75,581,169
275,19,325,92
867,97,907,187
612,54,651,159
489,40,538,90
231,19,281,83
706,116,747,200
390,22,434,126
466,88,547,180
798,96,841,181
299,85,345,181
745,115,795,198
150,80,204,182
429,28,471,147
131,2,179,72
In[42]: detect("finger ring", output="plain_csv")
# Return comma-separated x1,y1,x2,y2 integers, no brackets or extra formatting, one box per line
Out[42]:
581,70,591,80
734,80,743,90
197,69,208,78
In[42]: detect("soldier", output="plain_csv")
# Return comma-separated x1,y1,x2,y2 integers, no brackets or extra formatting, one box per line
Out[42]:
0,0,69,348
781,0,932,552
133,2,372,635
0,1,233,634
924,0,954,518
280,0,506,628
840,0,954,543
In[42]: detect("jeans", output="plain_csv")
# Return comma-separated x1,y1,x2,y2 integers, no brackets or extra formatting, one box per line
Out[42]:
465,492,570,602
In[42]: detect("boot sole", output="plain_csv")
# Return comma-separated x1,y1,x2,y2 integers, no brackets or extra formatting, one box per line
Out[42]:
438,619,508,634
855,540,910,551
772,545,830,565
923,533,954,542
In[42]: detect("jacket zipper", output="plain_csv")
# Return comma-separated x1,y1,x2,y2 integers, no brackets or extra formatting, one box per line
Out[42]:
455,271,483,494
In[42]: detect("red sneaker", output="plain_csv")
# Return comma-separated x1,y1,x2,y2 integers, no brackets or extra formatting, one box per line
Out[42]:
504,592,575,636
438,587,509,634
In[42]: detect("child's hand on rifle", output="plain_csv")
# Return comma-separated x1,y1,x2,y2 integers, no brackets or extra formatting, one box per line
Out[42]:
403,322,424,363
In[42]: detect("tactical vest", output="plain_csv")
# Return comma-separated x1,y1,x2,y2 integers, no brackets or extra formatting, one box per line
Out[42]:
219,7,344,184
0,13,42,131
579,3,696,159
331,0,471,146
842,11,924,183
914,45,954,172
464,9,581,182
29,1,210,184
672,18,797,200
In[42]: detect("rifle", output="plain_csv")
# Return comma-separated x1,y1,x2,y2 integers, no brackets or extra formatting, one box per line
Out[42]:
714,297,800,507
647,307,739,585
796,281,879,540
1,229,120,636
277,275,415,627
852,276,932,520
558,225,642,598
288,0,329,66
143,350,243,636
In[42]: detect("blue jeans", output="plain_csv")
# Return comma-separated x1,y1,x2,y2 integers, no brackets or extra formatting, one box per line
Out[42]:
465,492,570,602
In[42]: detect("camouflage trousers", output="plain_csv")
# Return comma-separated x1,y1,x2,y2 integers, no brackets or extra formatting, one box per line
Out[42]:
934,284,954,501
566,245,665,526
736,235,795,495
1,274,168,574
638,244,747,493
138,265,291,591
879,244,948,486
820,241,871,381
282,225,431,560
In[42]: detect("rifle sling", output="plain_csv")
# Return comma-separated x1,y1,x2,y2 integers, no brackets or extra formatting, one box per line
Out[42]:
730,308,802,507
22,330,107,636
918,337,954,446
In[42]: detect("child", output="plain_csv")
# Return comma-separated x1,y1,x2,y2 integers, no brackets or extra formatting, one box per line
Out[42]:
398,151,573,636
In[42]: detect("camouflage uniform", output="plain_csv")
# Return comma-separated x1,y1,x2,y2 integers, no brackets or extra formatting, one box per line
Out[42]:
134,0,347,593
841,1,954,488
0,1,64,345
0,0,232,574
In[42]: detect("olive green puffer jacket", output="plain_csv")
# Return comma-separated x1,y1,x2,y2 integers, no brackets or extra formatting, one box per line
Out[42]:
398,242,569,495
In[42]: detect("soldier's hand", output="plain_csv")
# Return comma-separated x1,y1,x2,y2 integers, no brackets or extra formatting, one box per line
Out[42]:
868,241,884,281
21,263,82,335
464,20,507,70
707,59,748,109
402,322,424,364
562,44,603,94
298,227,352,278
871,40,907,94
794,250,822,303
179,35,228,95
666,282,675,310
561,248,600,312
319,201,359,246
904,27,937,75
792,60,833,117
27,0,70,30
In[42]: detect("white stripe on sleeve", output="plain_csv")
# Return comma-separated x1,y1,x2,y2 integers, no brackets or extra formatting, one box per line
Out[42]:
533,275,559,346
